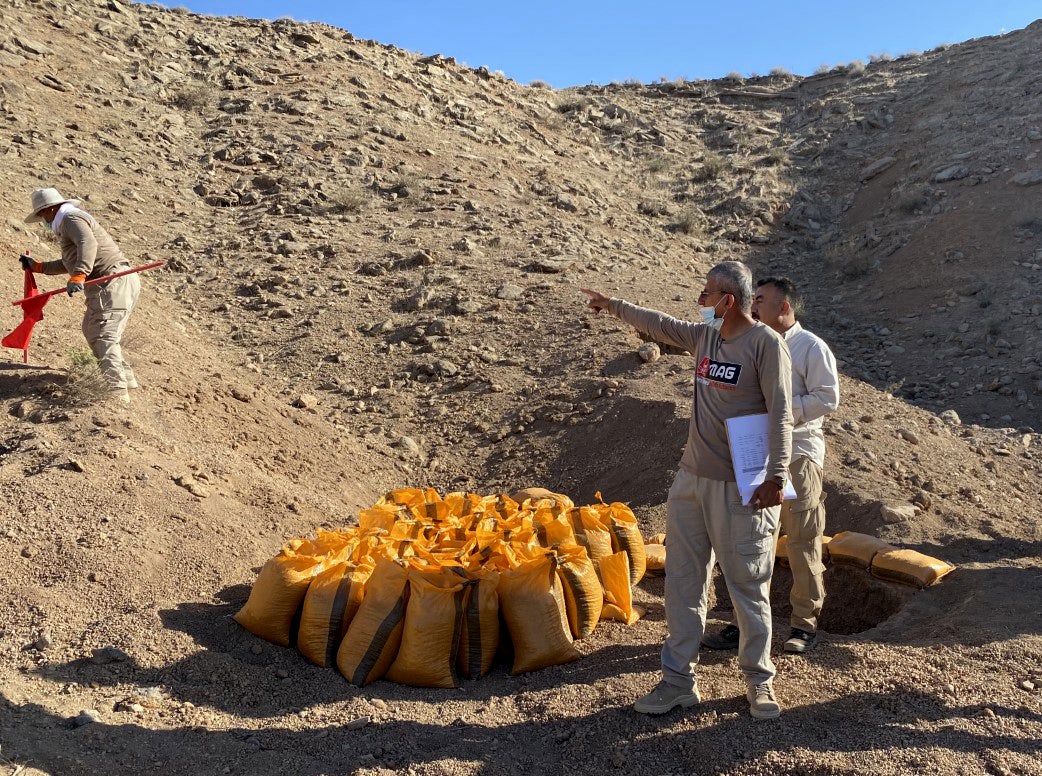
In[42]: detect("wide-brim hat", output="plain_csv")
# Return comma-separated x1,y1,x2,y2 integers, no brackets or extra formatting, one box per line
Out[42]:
25,187,80,223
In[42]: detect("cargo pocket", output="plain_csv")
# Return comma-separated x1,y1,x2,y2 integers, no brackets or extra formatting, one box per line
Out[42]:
734,536,774,584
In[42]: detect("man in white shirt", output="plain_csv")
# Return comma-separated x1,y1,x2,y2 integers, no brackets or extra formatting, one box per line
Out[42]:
702,277,839,654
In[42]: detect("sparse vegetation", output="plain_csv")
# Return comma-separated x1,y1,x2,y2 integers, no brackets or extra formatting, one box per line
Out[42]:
645,156,670,175
556,96,593,114
323,186,371,214
529,80,552,90
673,206,708,235
637,199,670,217
763,147,787,166
691,152,729,182
814,64,831,75
847,59,867,75
769,66,792,78
168,81,213,111
63,348,112,405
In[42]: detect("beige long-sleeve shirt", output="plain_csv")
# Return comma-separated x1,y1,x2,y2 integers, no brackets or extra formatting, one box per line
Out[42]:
607,299,793,484
40,207,128,281
783,322,840,468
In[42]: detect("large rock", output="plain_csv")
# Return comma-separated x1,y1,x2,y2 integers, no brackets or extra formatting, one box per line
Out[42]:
1010,170,1042,186
881,504,919,524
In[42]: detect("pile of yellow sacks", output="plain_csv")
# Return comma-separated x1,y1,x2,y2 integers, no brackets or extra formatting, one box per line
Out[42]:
234,487,647,688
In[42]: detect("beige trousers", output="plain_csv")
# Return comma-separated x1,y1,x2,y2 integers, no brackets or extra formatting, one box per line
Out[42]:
662,469,779,690
780,456,826,632
82,270,141,391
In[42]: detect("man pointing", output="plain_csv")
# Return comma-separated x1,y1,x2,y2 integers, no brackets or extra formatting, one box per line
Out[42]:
582,260,793,720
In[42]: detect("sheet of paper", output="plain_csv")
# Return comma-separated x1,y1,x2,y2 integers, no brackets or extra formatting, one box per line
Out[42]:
725,413,798,506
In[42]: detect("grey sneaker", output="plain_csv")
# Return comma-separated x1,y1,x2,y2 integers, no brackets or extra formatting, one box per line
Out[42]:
783,627,818,654
701,623,740,650
747,681,781,720
633,680,700,715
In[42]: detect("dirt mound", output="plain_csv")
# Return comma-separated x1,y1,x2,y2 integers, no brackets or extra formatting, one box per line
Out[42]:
1,2,1040,774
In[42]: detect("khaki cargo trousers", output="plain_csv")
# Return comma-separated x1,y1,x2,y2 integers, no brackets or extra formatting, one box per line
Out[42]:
82,268,141,391
780,456,826,633
661,469,779,690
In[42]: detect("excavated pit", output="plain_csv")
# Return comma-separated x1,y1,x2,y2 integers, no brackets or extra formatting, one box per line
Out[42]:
707,484,911,635
487,392,912,637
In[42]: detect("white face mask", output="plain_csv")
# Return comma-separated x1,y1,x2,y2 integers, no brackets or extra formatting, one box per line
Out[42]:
699,298,724,330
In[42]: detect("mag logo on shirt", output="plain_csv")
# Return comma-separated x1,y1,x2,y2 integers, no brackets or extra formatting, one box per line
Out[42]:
697,356,742,389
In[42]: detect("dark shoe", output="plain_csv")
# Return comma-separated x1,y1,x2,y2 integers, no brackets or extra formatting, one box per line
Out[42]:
633,680,700,714
783,627,818,654
701,623,740,650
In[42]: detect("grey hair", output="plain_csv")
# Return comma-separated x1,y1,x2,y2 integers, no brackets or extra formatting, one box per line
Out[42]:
707,261,753,313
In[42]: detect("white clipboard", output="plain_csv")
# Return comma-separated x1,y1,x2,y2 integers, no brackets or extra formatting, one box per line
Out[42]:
725,413,797,506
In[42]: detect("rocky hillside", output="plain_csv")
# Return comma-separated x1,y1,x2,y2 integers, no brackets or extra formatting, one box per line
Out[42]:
1,2,1040,775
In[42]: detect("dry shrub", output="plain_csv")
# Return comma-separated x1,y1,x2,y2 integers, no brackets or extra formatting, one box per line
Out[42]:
324,187,370,214
168,81,212,111
673,207,708,236
763,147,788,167
63,348,112,405
645,156,670,175
692,152,729,183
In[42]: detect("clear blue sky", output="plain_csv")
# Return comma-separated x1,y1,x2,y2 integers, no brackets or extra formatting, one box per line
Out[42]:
168,1,1040,88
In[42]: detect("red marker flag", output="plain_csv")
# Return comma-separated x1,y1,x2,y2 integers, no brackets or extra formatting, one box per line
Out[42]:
2,268,42,363
3,260,165,363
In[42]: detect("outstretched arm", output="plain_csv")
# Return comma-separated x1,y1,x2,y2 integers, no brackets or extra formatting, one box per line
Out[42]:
580,288,703,353
581,288,610,315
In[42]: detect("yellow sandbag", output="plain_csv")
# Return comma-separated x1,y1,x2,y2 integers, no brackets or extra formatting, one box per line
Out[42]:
498,554,580,674
409,498,453,523
488,494,521,521
350,532,385,565
511,487,575,509
644,543,666,574
457,572,501,679
870,549,955,589
297,562,369,667
600,501,647,585
535,515,576,548
233,548,324,647
565,507,614,564
647,533,666,545
379,487,438,512
359,505,398,533
556,545,603,639
311,530,357,559
336,558,410,686
775,534,790,568
827,531,894,569
385,574,470,688
443,491,484,520
599,550,641,624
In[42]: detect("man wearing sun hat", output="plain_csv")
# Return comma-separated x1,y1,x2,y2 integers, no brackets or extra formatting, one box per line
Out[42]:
22,187,141,403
